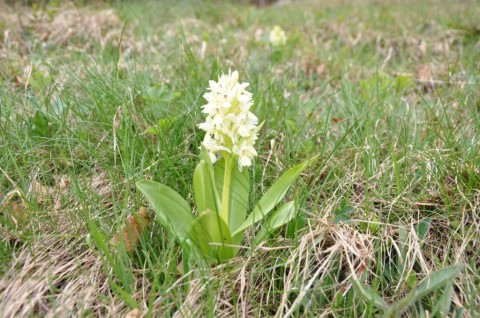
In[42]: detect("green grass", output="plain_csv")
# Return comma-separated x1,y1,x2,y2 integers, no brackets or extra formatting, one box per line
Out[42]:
1,0,479,316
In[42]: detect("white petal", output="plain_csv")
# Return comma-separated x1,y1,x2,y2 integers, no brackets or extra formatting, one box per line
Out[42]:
237,125,250,137
239,156,251,168
209,152,217,163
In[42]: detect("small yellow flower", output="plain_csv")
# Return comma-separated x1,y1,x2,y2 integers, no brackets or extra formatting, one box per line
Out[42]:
269,25,287,46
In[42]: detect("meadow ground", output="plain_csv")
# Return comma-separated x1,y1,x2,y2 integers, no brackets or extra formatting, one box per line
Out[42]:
0,0,479,316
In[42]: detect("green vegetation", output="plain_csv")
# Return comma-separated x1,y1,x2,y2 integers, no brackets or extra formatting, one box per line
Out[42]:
1,0,479,316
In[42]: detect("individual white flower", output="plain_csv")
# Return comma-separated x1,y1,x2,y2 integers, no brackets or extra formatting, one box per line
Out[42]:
232,135,258,168
202,134,230,162
269,25,287,46
198,70,259,169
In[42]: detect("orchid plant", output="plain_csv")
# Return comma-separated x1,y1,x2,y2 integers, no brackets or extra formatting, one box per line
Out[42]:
137,70,317,264
269,25,287,46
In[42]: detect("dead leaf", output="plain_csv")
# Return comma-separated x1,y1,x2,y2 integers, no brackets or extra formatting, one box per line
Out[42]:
415,64,434,91
315,63,327,76
29,179,53,202
58,176,71,190
332,117,344,125
417,39,427,58
125,308,142,318
90,171,111,196
177,261,184,275
10,201,29,228
0,187,28,229
110,207,151,254
302,57,327,77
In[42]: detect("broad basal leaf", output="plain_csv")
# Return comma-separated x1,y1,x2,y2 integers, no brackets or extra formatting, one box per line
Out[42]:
189,210,235,262
233,155,319,237
136,180,193,242
254,201,297,244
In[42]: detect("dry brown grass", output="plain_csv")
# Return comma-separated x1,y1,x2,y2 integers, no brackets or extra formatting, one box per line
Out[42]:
0,165,124,317
0,237,106,317
1,178,478,316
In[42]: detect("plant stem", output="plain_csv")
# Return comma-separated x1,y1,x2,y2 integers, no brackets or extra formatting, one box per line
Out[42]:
221,156,233,225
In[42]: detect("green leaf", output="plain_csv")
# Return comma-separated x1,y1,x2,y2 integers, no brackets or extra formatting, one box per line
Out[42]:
333,213,351,224
359,73,392,100
145,116,178,135
415,264,463,299
416,217,432,241
334,199,355,224
339,206,355,215
215,158,250,241
141,85,172,118
386,264,464,317
394,74,414,92
232,155,319,237
30,110,58,138
432,282,454,316
254,201,297,244
385,287,416,317
189,210,235,262
193,146,221,215
453,308,465,318
406,272,417,289
398,227,408,266
350,278,389,311
136,180,193,242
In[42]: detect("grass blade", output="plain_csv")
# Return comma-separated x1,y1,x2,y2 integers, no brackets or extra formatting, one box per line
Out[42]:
386,264,463,317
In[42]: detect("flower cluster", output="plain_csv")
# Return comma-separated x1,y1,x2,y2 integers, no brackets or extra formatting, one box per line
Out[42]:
269,25,287,46
198,70,259,170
